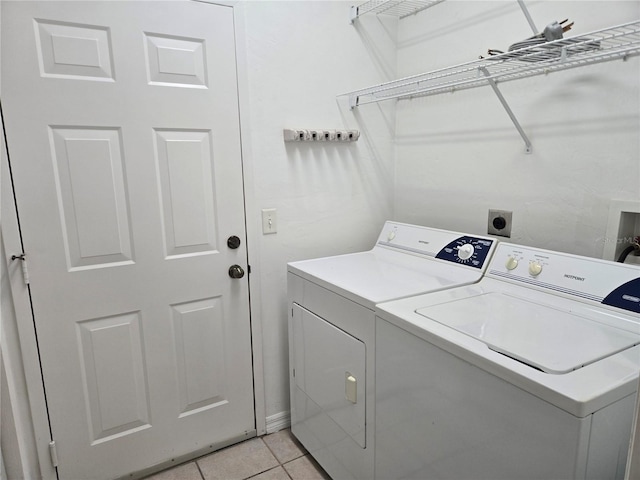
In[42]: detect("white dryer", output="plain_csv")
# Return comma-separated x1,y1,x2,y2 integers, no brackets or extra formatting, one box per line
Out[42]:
287,221,497,480
375,242,640,480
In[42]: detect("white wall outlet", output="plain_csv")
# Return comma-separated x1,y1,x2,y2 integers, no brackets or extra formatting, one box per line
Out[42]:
262,208,277,234
488,209,512,237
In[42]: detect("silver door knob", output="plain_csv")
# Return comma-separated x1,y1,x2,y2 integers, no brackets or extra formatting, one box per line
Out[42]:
228,265,245,279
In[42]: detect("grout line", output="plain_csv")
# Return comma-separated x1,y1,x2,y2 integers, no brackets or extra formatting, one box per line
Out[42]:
194,459,206,480
258,433,295,480
260,436,282,465
232,437,284,480
244,464,294,480
281,459,294,480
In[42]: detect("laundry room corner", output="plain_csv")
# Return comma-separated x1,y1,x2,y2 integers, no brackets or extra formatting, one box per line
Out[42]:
392,0,640,259
238,1,398,432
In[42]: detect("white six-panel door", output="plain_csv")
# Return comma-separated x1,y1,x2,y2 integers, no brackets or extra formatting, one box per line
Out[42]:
1,1,255,478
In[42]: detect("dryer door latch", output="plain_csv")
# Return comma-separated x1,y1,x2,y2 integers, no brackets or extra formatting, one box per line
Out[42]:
345,373,357,404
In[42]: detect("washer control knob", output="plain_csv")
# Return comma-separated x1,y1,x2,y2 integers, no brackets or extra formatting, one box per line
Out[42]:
505,256,518,270
528,261,543,277
387,231,396,241
457,244,474,260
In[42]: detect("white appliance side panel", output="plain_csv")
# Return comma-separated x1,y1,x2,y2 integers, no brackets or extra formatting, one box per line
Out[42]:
375,317,592,480
586,393,637,480
292,305,366,448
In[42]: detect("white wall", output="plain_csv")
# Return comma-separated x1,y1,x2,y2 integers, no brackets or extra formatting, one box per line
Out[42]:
246,0,640,425
240,1,397,422
393,1,639,258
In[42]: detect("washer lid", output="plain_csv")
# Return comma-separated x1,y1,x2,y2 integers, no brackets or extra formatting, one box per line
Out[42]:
416,293,640,374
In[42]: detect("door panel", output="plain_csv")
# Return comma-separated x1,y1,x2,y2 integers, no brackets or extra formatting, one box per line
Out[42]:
172,297,228,416
1,2,254,478
154,129,218,256
50,126,134,269
77,312,150,444
34,19,115,81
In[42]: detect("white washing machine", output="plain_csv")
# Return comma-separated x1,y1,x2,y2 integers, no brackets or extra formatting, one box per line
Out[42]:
287,221,497,480
375,242,640,480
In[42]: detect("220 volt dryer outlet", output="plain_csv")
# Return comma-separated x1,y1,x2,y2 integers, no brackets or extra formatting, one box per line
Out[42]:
488,209,512,237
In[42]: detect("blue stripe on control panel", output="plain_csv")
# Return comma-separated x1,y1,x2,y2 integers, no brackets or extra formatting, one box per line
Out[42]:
602,278,640,314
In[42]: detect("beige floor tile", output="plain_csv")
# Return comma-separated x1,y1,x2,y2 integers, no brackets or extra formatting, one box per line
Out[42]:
283,455,331,480
248,466,291,480
262,429,307,464
197,437,279,480
143,462,202,480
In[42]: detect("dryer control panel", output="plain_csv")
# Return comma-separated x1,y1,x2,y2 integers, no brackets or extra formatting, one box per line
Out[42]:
489,243,640,314
376,222,495,269
434,236,494,269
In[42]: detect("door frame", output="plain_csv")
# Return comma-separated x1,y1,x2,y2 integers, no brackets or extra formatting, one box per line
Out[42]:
0,2,266,478
1,106,56,480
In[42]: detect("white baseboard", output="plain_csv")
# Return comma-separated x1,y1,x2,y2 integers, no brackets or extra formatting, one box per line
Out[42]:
265,411,290,434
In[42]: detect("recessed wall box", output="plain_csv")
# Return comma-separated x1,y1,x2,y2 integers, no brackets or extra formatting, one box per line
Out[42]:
604,200,640,265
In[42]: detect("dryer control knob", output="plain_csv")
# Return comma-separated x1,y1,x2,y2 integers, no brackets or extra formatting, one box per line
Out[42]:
457,244,474,260
505,256,518,270
387,231,396,241
528,261,543,277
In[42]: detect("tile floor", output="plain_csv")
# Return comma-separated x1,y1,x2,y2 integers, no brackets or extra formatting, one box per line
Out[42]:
144,429,331,480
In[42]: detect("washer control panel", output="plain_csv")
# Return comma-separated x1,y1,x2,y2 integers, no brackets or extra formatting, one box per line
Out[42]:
489,243,640,314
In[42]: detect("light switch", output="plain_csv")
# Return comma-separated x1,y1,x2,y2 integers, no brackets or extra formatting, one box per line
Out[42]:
262,208,277,234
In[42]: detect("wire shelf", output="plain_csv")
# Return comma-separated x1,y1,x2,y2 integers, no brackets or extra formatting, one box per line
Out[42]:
341,20,640,108
350,0,446,21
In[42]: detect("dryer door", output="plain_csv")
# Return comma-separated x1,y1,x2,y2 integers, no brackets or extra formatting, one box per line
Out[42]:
291,304,366,448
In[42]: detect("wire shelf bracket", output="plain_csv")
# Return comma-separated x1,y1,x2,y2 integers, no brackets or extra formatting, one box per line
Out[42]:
340,20,640,153
480,67,532,153
350,0,446,24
